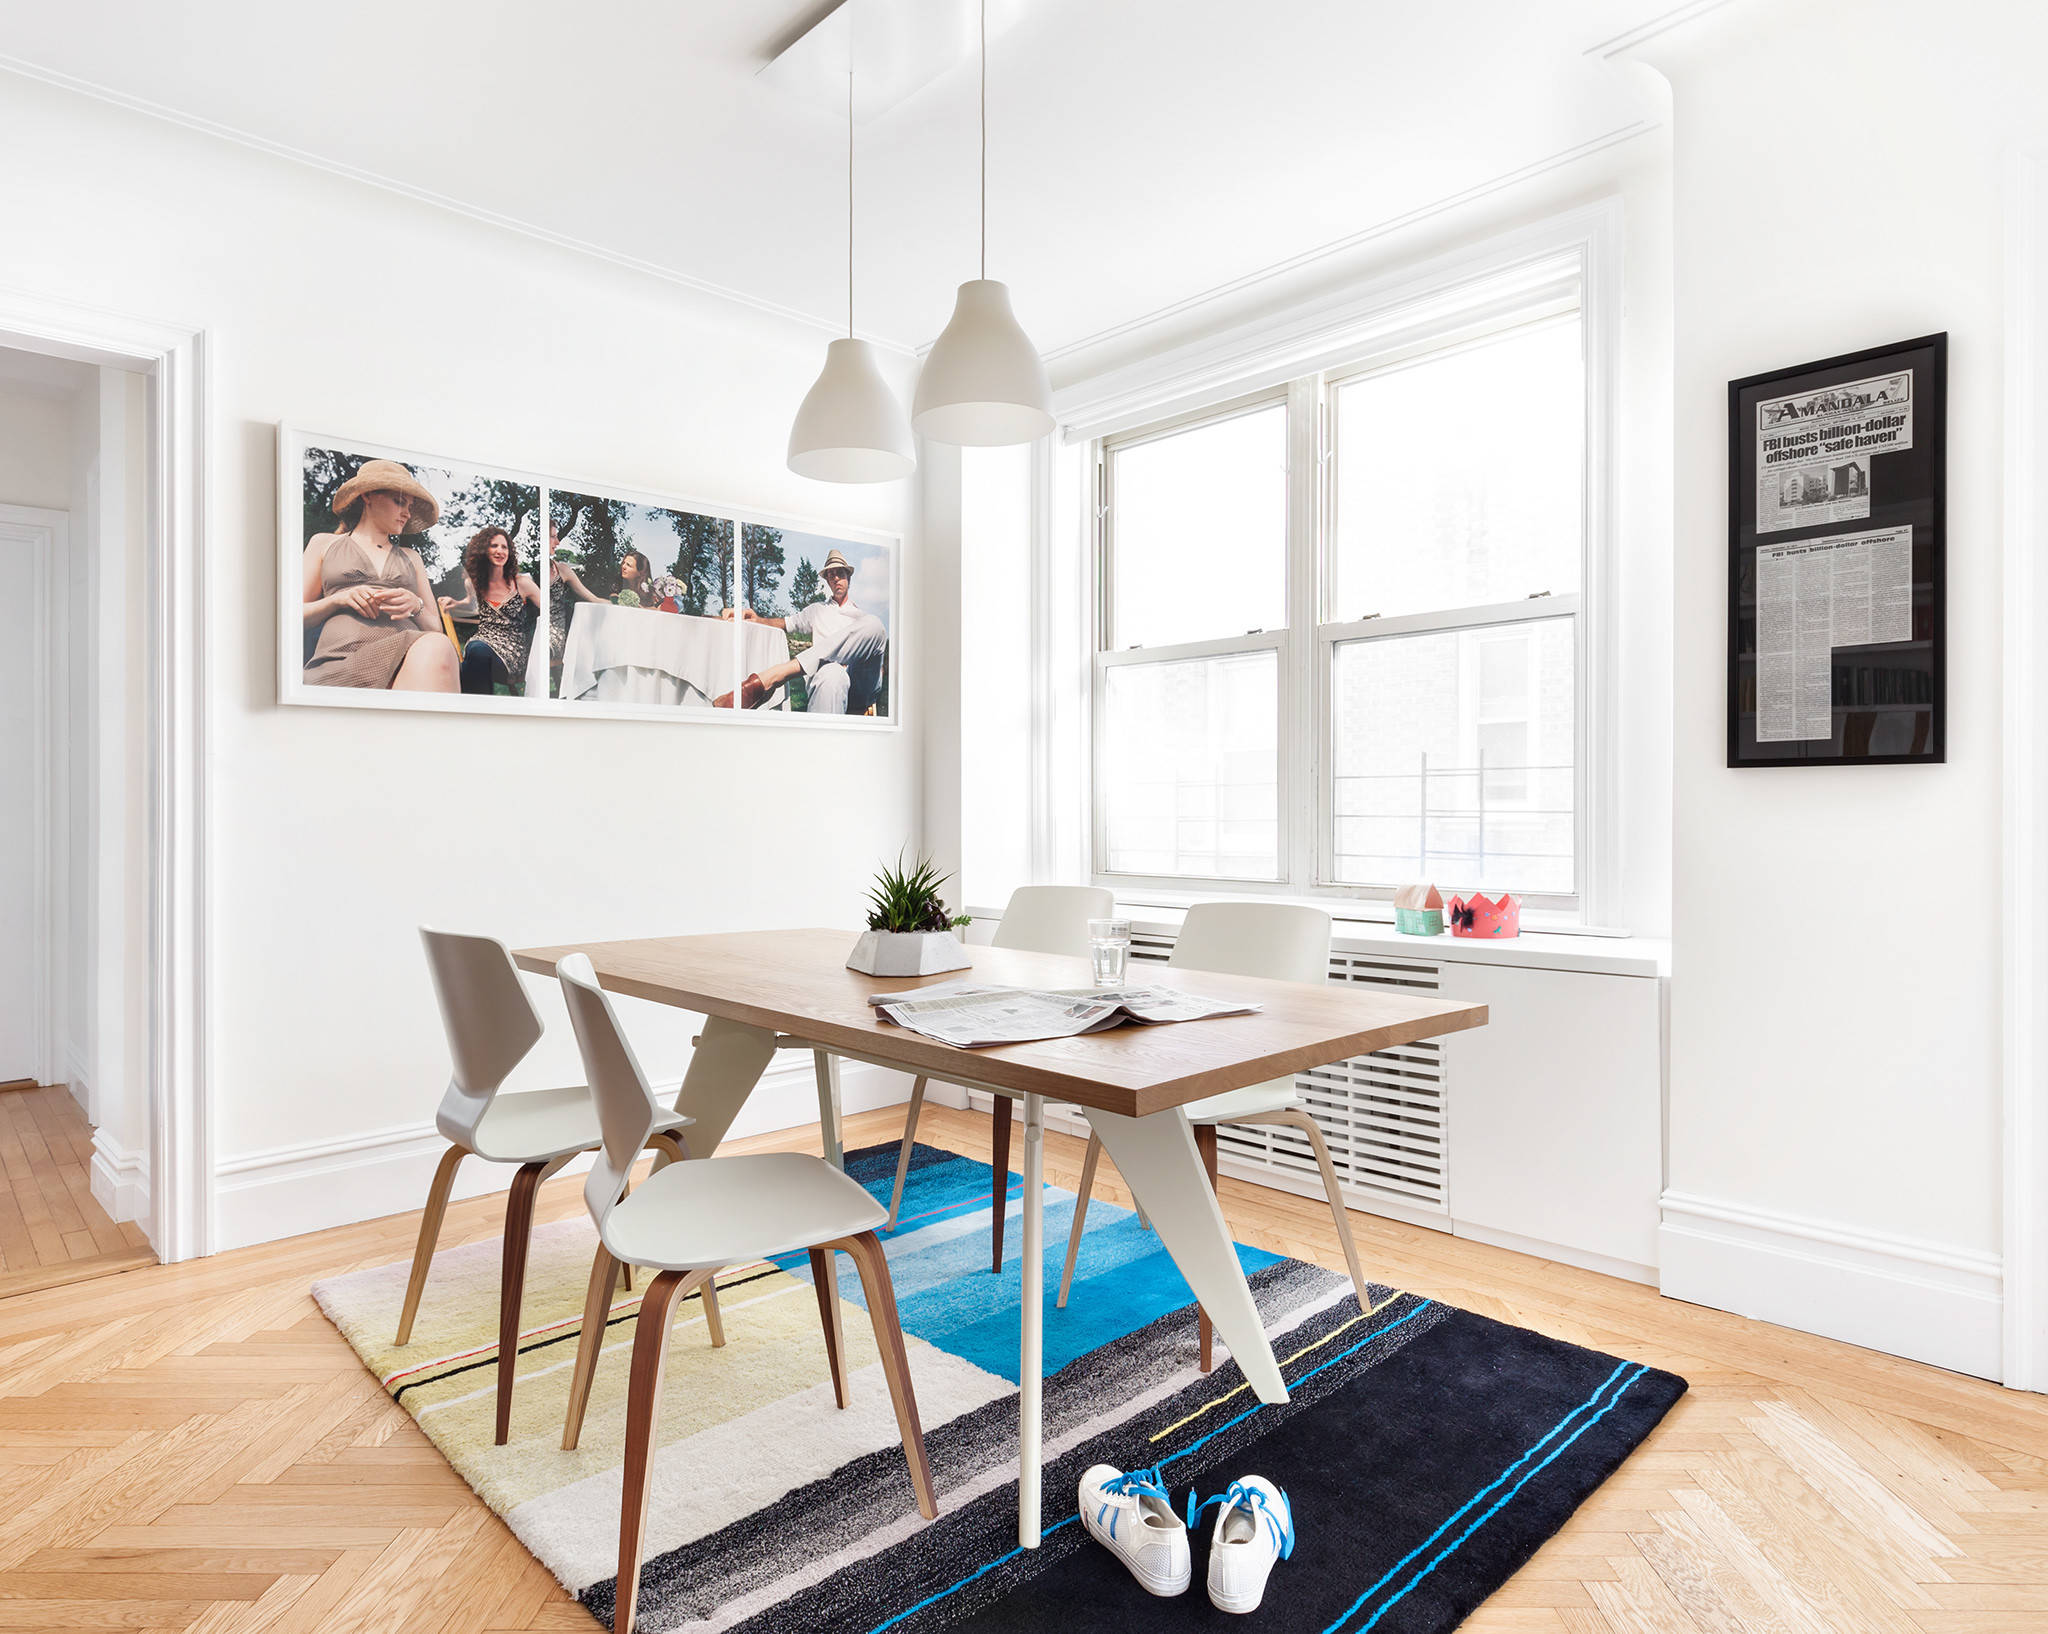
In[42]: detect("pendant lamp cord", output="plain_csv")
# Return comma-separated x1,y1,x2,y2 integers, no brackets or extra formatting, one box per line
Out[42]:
979,0,987,281
847,67,855,337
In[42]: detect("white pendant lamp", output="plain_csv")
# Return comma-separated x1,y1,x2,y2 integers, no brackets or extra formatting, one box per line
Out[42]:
788,69,915,483
911,0,1053,447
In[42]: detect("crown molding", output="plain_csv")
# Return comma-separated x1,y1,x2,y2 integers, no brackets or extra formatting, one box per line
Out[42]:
1583,0,1742,59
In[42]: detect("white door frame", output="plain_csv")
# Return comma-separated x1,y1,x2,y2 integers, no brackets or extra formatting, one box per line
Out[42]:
0,508,62,1090
0,289,212,1263
2004,148,2048,1393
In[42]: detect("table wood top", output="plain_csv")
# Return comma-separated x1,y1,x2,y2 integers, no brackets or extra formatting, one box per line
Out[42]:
514,928,1487,1120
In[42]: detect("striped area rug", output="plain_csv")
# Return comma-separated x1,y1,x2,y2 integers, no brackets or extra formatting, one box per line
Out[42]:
314,1141,1685,1634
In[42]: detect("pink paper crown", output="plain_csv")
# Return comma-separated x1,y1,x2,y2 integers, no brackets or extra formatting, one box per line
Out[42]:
1448,892,1521,938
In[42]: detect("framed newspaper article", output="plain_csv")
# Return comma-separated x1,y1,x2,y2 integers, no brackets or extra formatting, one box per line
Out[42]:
1727,333,1947,767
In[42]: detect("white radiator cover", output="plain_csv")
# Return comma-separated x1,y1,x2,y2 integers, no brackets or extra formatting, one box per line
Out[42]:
1118,922,1664,1281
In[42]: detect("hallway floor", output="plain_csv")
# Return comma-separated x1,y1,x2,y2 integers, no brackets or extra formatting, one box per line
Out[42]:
0,1081,154,1298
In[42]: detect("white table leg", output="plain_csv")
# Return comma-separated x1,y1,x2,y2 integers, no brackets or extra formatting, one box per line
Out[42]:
1018,1092,1045,1547
814,1050,844,1170
1083,1106,1289,1405
669,1019,780,1156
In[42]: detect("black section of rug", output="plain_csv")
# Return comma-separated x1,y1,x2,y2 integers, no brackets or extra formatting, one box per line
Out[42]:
950,1308,1684,1634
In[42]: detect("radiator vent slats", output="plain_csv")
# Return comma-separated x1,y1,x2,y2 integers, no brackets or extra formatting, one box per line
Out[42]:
1137,928,1450,1214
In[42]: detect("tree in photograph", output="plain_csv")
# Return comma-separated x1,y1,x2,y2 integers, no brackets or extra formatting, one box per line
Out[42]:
742,522,786,618
551,491,633,600
787,557,827,614
445,478,542,575
664,512,734,616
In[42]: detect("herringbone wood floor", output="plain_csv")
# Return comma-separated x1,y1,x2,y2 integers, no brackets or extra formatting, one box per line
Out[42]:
1,1102,2045,1632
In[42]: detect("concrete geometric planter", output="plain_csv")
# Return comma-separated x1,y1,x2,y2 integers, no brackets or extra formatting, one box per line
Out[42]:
845,929,973,977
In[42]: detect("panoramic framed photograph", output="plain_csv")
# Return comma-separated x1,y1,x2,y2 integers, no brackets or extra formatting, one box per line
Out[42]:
1725,333,1946,767
731,523,896,720
276,426,900,730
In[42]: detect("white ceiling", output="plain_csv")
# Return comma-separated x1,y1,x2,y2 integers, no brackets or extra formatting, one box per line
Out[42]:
0,0,1677,357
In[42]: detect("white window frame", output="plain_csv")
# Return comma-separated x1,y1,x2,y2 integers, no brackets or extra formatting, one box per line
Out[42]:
1064,203,1621,923
1092,387,1295,886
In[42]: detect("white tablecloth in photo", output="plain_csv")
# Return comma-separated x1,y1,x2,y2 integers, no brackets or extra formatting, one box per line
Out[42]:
558,603,791,708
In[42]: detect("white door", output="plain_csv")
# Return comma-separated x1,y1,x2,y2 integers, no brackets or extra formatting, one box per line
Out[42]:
0,522,48,1084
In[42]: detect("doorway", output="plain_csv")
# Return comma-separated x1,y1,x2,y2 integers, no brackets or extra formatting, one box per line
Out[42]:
0,347,157,1296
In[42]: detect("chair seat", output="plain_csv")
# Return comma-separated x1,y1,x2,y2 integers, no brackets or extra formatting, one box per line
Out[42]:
1182,1078,1300,1126
471,1085,691,1165
602,1152,885,1271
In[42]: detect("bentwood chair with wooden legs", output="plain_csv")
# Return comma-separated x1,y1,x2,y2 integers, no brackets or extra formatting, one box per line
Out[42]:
398,929,698,1446
884,885,1116,1269
1056,902,1372,1372
553,953,938,1634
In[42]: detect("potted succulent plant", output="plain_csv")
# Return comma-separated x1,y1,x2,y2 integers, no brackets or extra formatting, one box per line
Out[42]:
846,854,974,977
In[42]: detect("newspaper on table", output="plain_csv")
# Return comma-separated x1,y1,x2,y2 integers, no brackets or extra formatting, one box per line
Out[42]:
1754,370,1913,535
866,980,1260,1049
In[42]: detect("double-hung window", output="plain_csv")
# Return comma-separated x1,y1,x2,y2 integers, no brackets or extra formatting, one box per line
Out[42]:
1092,295,1587,911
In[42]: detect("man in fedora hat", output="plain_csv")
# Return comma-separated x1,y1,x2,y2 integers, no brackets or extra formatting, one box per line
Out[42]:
716,547,885,713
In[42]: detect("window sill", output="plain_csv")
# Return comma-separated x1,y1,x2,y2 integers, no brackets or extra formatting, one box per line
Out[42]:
964,888,1669,979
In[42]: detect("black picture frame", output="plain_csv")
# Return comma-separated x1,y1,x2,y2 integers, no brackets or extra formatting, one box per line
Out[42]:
1726,333,1947,767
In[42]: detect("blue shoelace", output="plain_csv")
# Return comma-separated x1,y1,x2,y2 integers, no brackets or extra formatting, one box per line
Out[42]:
1094,1464,1173,1541
1186,1479,1295,1559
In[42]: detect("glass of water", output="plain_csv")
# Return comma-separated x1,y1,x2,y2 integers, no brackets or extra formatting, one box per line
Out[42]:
1088,918,1132,988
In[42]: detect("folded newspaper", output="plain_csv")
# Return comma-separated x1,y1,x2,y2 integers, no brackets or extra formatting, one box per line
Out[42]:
867,980,1260,1049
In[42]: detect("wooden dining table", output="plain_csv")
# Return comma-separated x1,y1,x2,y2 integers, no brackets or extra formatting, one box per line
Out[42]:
513,927,1487,1547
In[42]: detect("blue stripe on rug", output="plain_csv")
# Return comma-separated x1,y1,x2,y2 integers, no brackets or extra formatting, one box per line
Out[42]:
788,1143,1280,1381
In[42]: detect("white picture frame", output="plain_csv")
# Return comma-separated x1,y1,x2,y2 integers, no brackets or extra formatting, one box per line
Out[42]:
276,423,902,732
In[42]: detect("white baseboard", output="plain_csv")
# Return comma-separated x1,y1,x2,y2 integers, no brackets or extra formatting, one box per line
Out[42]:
1659,1190,2004,1380
63,1046,91,1120
90,1128,150,1234
211,1058,916,1253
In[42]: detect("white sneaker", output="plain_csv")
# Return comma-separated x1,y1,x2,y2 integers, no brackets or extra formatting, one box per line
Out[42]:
1193,1476,1294,1614
1077,1463,1191,1597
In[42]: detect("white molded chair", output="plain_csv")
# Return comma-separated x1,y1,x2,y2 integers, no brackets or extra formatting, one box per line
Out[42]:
1056,902,1371,1370
397,929,695,1446
885,885,1117,1265
553,952,937,1634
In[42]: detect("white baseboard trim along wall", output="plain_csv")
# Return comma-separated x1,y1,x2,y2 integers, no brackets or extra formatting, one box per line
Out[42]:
64,1047,92,1120
89,1129,150,1230
212,1058,928,1252
1658,1190,2005,1380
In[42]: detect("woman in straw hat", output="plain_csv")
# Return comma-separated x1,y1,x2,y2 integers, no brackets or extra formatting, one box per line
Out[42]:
302,458,459,691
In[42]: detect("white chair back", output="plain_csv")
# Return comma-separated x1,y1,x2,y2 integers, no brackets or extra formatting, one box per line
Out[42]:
991,885,1117,959
420,928,544,1148
1171,903,1332,1102
1169,902,1332,987
556,952,661,1232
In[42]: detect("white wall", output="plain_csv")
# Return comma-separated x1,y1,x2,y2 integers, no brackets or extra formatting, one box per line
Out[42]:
957,445,1034,909
0,385,71,510
0,74,925,1247
1645,0,2038,1378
